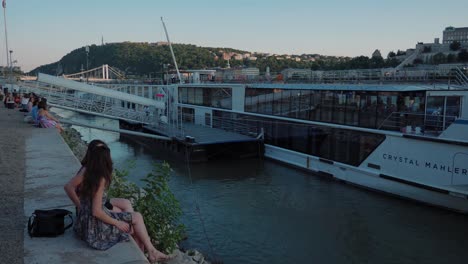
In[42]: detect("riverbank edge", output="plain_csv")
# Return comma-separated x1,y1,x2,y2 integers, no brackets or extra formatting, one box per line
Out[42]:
61,127,210,264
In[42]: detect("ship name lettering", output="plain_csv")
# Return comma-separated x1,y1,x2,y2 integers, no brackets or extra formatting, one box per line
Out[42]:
383,155,468,176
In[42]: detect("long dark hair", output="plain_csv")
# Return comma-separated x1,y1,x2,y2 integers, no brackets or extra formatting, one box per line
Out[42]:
81,139,107,166
38,100,47,110
81,144,113,199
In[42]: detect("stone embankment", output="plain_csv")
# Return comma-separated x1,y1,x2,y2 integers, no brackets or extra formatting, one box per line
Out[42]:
62,127,211,264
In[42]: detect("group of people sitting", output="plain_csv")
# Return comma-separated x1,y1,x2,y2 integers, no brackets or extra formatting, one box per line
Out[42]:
0,90,26,109
64,140,170,263
0,91,64,133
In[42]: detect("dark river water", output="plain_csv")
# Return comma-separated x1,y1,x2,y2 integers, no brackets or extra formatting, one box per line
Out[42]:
61,111,468,264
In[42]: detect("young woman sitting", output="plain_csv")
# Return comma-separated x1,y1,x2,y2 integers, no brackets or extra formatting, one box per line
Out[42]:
64,141,169,262
37,100,64,132
65,140,134,214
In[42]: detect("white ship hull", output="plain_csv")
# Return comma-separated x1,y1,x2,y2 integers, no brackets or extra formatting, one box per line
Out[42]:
265,133,468,213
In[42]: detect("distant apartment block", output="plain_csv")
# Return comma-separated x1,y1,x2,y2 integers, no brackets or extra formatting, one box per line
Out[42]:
155,41,169,46
443,27,468,44
222,52,233,60
222,52,246,61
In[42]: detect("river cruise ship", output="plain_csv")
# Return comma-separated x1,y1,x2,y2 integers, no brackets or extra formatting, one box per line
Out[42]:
145,81,468,213
21,70,468,213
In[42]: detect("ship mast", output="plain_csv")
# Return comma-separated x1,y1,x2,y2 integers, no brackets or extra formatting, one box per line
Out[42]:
161,17,182,84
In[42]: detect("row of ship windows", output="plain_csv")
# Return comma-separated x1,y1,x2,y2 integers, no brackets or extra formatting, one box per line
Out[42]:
213,110,385,166
244,88,426,130
178,87,233,109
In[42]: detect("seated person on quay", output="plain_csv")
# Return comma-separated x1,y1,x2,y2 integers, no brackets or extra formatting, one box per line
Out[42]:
64,140,169,263
37,100,64,133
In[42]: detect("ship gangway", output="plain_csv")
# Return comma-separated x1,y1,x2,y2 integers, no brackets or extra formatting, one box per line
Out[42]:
20,73,173,141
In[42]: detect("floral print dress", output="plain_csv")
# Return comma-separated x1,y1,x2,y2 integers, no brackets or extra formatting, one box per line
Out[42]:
74,192,132,250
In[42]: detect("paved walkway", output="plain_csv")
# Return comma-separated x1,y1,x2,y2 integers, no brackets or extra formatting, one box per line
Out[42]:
24,127,150,263
0,107,30,264
0,107,149,263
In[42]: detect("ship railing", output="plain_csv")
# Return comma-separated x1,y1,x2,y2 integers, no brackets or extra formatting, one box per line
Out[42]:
173,112,260,138
211,116,260,136
378,111,457,135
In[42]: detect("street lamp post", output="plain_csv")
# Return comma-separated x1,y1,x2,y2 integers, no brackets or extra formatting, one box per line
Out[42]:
9,50,12,69
85,45,89,70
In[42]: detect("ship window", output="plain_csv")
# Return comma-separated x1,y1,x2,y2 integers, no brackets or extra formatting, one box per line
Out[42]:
377,92,398,128
179,87,232,110
272,89,282,115
258,88,274,115
310,91,322,121
321,91,334,122
298,90,310,120
288,90,301,119
446,96,461,118
426,96,461,131
345,92,359,126
426,96,445,131
332,91,346,124
179,87,189,104
358,92,378,128
280,90,292,117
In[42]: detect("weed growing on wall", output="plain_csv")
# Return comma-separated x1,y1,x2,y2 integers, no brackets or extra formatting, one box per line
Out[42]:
108,161,185,253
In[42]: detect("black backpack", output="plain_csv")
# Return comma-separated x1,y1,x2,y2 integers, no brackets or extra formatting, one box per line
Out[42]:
28,209,73,237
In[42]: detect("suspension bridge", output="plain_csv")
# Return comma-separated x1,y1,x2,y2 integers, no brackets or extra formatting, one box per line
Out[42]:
63,64,125,81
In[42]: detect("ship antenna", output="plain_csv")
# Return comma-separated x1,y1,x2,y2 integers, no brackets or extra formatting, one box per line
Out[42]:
161,17,182,84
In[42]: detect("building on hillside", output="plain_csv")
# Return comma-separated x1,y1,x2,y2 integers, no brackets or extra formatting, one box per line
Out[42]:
443,27,468,44
222,52,233,60
155,41,169,46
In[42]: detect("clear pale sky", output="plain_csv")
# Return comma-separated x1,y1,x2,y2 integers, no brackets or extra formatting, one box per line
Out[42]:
2,0,467,71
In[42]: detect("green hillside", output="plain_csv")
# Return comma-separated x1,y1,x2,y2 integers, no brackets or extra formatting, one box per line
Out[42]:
30,42,400,76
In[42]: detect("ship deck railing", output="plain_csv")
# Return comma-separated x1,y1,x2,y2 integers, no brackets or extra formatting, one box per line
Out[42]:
378,111,457,135
147,113,262,145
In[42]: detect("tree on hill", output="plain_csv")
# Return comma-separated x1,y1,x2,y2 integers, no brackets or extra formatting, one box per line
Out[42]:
459,49,468,62
387,51,396,58
431,53,447,64
447,53,457,63
450,41,461,51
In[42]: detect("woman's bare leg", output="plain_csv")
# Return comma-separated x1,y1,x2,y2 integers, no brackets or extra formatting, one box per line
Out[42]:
111,198,141,249
110,198,134,212
131,212,168,262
